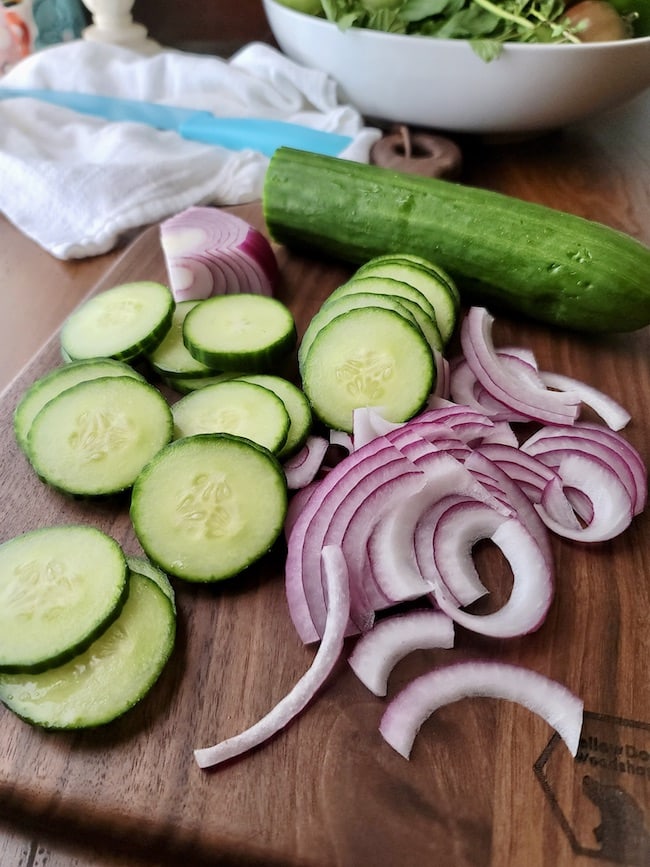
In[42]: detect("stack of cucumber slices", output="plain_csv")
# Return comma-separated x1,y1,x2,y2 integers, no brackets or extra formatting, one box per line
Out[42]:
299,253,460,432
0,526,176,729
5,253,460,730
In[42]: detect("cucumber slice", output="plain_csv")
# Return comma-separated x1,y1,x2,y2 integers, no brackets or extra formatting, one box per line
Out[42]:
182,293,297,371
301,306,434,433
146,300,216,379
298,292,422,372
355,255,460,344
28,376,173,496
60,281,174,363
171,379,290,454
130,434,288,583
13,358,145,455
0,525,128,673
326,276,443,353
234,374,313,460
126,555,176,612
0,570,176,729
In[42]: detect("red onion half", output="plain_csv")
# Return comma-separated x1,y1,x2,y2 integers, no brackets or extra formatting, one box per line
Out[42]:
160,206,278,302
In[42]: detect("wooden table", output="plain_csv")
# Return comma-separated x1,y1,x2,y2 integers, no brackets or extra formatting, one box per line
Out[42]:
1,19,650,867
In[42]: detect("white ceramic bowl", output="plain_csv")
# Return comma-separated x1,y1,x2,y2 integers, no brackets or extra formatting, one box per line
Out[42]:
262,0,650,134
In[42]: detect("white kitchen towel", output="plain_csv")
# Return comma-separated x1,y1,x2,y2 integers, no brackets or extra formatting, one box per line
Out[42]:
0,39,380,259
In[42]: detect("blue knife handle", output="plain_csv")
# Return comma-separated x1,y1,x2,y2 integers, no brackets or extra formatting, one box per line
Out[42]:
0,86,354,157
179,113,353,158
0,87,197,129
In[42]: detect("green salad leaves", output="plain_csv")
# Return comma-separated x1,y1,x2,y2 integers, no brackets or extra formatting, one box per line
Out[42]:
312,0,616,59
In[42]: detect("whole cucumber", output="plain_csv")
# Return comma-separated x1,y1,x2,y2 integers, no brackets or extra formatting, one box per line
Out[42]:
263,148,650,333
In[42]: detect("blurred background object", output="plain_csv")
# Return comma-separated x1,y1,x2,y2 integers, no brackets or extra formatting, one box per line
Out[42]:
133,0,274,55
1,0,86,71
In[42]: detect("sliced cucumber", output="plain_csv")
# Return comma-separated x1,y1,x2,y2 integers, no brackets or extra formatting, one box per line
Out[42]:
146,300,216,379
301,306,434,433
130,434,288,583
13,358,145,455
298,291,421,372
355,254,460,344
126,555,176,612
60,281,174,363
0,525,128,673
28,376,173,496
182,293,297,371
0,570,176,729
171,379,290,454
234,373,313,460
325,276,443,353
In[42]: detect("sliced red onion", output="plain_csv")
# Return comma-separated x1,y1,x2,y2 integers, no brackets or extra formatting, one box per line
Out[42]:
430,506,554,638
462,451,555,566
431,501,511,604
526,438,640,516
414,494,490,605
475,442,563,505
379,661,583,758
476,421,519,448
539,370,631,431
285,436,416,643
283,435,330,490
284,481,321,540
388,426,472,462
341,470,428,628
330,429,354,453
160,206,278,302
534,452,634,542
387,412,493,453
521,423,647,517
412,402,496,441
370,451,510,605
461,307,581,425
449,355,536,423
194,545,350,769
352,406,405,450
348,610,455,697
539,477,584,531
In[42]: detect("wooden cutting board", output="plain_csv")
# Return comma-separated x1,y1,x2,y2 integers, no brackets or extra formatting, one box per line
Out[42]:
1,203,649,867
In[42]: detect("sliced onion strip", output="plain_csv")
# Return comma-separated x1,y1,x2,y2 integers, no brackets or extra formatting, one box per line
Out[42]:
461,307,580,425
348,611,455,697
430,509,554,637
370,451,510,605
283,436,329,490
534,452,634,541
379,661,584,758
539,370,631,431
194,545,350,769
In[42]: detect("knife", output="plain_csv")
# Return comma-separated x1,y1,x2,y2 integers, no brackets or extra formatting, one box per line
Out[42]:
0,87,353,157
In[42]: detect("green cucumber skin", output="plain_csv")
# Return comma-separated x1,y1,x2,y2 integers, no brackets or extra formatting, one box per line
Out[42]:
263,148,650,334
0,572,176,729
0,525,129,674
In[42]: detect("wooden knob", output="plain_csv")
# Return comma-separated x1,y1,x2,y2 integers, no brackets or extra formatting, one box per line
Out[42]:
371,125,462,179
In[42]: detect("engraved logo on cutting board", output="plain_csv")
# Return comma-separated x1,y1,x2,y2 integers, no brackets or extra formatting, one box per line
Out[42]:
534,711,650,864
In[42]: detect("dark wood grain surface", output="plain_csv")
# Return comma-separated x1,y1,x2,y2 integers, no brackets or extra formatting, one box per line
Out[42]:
1,8,650,867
